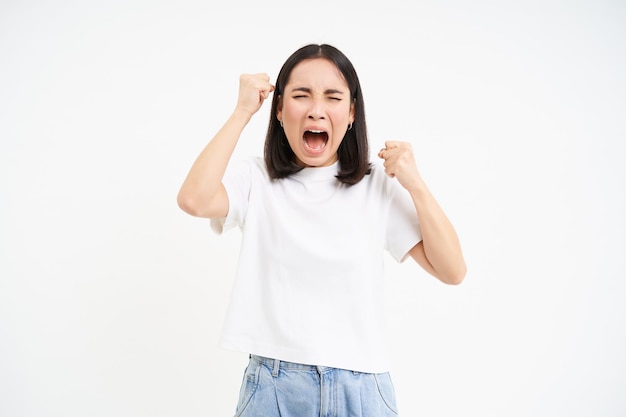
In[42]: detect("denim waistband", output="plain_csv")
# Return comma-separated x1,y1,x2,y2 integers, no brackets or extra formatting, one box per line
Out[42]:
250,354,335,376
240,355,397,415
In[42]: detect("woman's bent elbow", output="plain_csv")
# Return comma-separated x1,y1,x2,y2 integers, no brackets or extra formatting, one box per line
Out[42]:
442,264,467,285
177,188,228,219
177,192,206,217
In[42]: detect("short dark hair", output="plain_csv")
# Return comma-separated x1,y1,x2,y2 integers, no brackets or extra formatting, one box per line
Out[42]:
264,44,371,185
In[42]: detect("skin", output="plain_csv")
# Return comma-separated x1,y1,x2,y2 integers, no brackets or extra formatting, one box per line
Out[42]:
276,58,354,167
177,59,466,285
177,72,274,220
378,142,466,284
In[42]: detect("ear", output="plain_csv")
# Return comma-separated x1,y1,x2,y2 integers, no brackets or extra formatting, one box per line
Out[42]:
349,99,355,124
276,95,283,122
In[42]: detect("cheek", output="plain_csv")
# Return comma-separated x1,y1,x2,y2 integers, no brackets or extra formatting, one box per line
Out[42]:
283,109,297,121
330,105,352,120
284,126,302,147
282,101,304,119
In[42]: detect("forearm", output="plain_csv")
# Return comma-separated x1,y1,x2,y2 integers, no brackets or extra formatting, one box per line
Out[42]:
409,182,466,284
177,108,252,217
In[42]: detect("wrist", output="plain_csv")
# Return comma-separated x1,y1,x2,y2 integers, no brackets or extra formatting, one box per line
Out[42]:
230,107,254,125
406,180,431,200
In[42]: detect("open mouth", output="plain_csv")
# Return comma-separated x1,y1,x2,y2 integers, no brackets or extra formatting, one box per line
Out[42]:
303,130,328,153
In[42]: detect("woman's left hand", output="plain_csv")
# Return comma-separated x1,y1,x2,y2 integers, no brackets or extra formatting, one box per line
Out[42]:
377,141,423,191
379,140,466,284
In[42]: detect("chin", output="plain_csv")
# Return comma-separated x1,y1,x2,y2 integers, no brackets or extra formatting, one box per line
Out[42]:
298,153,337,168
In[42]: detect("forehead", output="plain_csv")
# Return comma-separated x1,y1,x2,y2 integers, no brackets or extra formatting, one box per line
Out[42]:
286,58,348,90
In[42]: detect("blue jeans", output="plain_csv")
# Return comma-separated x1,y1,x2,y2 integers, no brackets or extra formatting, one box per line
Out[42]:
234,355,399,417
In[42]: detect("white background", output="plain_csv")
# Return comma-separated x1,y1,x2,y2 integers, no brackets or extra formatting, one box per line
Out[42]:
1,1,625,416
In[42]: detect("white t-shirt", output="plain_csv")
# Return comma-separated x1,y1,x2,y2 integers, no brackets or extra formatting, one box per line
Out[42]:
211,157,422,373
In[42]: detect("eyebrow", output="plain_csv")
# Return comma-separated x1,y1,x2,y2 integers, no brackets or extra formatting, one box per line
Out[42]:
290,87,346,95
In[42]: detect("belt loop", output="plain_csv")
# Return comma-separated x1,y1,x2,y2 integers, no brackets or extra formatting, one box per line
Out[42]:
272,358,280,377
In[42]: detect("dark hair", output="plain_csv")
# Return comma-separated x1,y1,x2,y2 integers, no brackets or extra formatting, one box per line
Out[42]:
264,44,371,185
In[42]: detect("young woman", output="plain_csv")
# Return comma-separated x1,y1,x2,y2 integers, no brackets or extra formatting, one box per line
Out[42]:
178,44,466,417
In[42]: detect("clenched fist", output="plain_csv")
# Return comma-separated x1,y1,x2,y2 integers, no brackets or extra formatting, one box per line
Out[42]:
236,73,275,116
378,141,424,192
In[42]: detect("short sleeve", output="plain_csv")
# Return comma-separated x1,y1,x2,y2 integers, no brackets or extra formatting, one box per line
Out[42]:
384,173,423,263
210,158,254,234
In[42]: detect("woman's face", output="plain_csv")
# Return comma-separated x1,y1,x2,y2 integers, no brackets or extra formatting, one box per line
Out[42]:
277,58,355,167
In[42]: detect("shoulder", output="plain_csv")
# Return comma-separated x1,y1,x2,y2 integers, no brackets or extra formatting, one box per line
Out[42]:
363,161,409,200
359,161,390,190
368,161,385,179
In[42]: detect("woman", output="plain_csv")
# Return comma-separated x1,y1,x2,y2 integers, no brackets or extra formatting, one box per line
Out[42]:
178,43,466,416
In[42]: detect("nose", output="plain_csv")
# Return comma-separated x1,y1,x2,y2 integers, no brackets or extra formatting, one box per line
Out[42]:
307,98,326,120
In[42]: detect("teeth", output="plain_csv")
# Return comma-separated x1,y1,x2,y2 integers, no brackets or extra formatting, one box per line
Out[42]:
308,130,324,134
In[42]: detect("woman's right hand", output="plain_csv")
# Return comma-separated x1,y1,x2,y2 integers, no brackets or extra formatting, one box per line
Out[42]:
236,73,275,116
177,73,274,219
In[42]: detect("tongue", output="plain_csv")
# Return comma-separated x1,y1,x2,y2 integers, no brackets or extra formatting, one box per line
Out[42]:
304,132,327,150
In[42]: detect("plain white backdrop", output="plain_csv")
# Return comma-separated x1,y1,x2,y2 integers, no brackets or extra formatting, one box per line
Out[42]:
1,0,625,416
